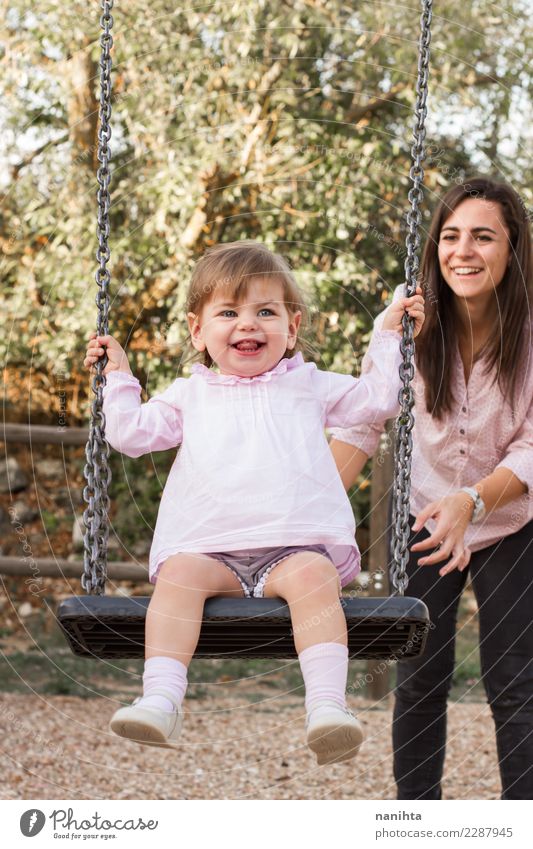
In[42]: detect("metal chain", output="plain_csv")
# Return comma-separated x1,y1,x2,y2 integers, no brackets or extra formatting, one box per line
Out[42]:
390,0,432,596
81,0,114,594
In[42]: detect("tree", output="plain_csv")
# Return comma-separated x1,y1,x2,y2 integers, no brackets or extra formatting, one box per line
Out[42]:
1,0,531,423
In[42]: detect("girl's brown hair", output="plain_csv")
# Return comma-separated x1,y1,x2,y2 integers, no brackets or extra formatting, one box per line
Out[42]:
416,177,532,418
186,240,307,367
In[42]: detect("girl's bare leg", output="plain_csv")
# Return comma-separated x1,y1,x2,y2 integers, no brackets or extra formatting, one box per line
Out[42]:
262,552,346,653
145,553,244,667
263,552,363,765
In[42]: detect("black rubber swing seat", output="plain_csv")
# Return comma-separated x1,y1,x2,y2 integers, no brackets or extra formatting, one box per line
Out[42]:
57,594,430,660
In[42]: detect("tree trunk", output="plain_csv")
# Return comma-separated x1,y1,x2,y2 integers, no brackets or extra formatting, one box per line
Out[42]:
67,42,99,176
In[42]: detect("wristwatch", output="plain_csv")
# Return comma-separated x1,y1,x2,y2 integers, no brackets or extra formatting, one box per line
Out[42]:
459,486,486,524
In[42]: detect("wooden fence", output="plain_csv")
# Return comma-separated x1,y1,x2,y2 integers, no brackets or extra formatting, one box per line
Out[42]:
1,421,394,697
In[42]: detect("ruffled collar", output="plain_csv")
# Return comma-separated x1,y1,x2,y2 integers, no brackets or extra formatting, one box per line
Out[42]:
190,352,305,385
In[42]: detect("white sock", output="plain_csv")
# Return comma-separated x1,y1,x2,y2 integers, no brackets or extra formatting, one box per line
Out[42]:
137,656,188,712
298,642,349,715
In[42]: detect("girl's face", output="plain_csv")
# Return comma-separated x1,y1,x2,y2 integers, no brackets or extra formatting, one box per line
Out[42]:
187,277,301,377
437,198,511,305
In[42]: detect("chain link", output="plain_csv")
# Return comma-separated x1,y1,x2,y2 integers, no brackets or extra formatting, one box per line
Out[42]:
390,0,432,596
82,0,114,594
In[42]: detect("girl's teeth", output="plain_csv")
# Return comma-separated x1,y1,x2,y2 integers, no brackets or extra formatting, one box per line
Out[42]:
454,267,482,275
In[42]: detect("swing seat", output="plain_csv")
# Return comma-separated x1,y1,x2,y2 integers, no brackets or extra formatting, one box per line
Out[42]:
57,594,430,660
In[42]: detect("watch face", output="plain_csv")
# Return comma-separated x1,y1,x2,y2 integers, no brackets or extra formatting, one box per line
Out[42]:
472,499,485,523
462,487,484,523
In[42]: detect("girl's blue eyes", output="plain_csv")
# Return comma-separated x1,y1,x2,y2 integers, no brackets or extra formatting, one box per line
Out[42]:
219,309,274,317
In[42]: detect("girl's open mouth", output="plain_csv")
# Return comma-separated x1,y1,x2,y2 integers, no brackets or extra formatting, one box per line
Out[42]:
232,340,265,355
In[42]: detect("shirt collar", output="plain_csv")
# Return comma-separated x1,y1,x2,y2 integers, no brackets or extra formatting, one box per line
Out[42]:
190,352,305,385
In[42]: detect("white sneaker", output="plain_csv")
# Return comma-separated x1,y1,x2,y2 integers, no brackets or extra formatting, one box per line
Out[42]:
109,688,183,749
306,700,364,765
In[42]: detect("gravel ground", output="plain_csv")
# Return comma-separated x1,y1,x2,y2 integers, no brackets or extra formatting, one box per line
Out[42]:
0,691,501,800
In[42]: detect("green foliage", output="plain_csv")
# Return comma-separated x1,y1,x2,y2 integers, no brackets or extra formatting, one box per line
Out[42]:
1,0,529,526
2,0,531,423
40,509,60,533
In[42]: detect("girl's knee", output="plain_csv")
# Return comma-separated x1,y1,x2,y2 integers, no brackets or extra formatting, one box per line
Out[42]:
156,553,243,596
279,554,340,597
157,553,212,591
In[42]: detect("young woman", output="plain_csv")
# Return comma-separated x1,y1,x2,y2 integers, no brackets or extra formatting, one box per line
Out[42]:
330,177,533,799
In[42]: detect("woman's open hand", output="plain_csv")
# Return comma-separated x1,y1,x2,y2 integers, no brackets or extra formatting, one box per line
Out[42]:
410,492,474,576
84,333,133,377
382,286,425,337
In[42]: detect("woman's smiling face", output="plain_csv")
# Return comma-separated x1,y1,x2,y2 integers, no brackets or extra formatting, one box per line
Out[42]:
187,277,301,377
437,198,511,304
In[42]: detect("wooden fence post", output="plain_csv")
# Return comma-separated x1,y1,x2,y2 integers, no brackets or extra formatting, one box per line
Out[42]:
366,426,394,701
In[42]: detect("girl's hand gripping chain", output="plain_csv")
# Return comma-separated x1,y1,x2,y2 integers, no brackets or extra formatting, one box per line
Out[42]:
84,333,133,377
381,286,425,337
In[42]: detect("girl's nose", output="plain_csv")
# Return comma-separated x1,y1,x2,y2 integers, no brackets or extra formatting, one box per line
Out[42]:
237,312,258,329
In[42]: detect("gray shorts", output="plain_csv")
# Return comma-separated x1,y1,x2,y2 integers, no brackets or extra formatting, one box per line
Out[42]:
205,544,333,598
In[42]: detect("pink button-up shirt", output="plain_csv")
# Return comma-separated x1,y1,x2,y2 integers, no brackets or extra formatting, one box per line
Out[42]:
330,287,533,553
102,331,402,584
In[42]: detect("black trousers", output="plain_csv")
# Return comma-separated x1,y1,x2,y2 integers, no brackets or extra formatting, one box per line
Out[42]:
392,516,533,800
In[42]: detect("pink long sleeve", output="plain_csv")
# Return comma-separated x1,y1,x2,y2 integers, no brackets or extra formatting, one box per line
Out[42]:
311,330,402,429
495,398,533,492
328,286,405,454
102,371,184,458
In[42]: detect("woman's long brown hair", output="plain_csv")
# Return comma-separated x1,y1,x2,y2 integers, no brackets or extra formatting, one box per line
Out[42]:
415,177,532,418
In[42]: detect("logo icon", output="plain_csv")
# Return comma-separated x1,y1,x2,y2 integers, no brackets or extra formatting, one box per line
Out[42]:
20,810,46,837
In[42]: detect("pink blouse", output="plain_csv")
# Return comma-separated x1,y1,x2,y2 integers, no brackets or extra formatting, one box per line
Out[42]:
101,331,402,584
330,287,533,553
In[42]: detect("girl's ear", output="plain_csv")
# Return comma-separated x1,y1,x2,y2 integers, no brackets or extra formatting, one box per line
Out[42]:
286,310,302,350
187,312,206,352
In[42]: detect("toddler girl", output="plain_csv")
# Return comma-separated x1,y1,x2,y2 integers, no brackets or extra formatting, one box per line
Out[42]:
84,240,424,764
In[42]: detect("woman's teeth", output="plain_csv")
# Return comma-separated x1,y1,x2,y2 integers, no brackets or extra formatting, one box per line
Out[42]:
453,267,482,275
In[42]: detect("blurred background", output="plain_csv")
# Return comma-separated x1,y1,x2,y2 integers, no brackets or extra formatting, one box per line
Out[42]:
0,1,531,762
2,0,531,414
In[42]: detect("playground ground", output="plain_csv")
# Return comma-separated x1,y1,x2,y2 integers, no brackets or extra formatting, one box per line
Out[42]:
0,564,497,800
1,686,500,800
